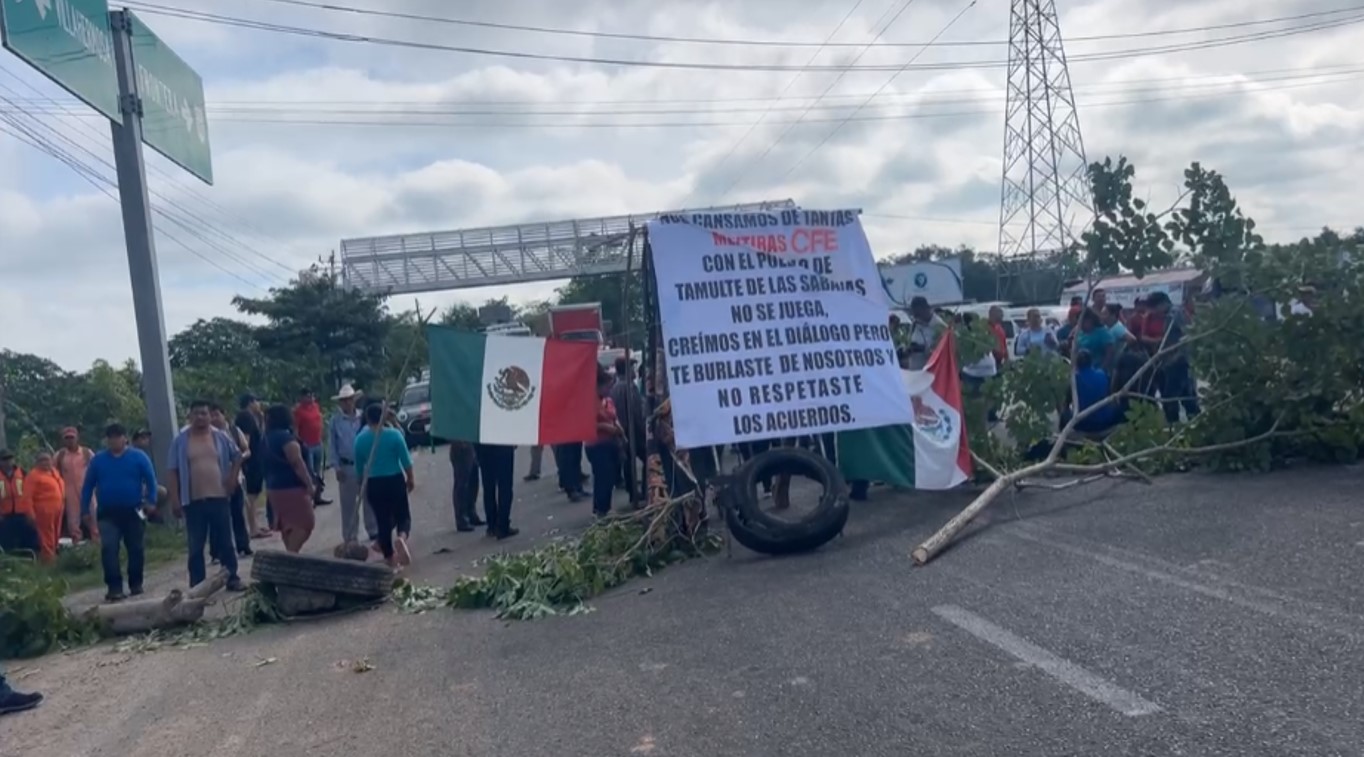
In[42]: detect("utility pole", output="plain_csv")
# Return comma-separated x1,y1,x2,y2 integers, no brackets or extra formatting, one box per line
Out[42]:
109,9,176,474
997,0,1091,301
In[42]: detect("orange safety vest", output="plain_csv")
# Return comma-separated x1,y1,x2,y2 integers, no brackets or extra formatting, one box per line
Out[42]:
0,467,31,517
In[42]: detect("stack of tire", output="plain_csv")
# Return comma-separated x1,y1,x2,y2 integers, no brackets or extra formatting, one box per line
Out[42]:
718,447,851,555
251,551,395,617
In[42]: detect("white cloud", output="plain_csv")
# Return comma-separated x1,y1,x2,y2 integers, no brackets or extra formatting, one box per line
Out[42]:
1,0,1361,370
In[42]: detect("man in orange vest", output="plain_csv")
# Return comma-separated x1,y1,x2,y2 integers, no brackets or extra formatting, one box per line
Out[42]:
25,451,67,563
0,449,40,555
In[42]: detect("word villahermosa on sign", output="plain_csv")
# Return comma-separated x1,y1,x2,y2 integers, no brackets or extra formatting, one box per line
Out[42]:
648,209,913,448
53,0,113,66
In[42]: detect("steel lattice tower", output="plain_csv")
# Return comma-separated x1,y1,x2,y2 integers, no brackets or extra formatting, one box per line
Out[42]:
997,0,1090,263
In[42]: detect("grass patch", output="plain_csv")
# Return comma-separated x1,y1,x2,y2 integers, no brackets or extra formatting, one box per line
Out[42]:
49,523,185,594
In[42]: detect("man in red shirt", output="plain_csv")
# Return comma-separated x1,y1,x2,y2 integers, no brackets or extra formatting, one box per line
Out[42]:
293,389,331,506
987,305,1010,364
585,368,624,518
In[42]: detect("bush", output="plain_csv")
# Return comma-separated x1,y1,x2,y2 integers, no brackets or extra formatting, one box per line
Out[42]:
0,555,100,659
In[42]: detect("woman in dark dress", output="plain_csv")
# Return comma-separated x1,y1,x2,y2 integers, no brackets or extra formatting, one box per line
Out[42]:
262,405,315,553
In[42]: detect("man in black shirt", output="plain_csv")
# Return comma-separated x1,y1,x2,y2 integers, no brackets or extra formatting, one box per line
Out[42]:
235,394,270,537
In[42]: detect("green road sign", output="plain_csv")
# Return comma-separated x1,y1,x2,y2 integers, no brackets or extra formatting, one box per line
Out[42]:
128,11,211,184
0,0,121,122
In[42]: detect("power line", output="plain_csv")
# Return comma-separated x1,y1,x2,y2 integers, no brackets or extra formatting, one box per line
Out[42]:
13,72,1338,129
676,0,868,209
0,91,278,288
120,2,1364,73
0,64,298,279
21,61,1360,109
780,0,978,183
14,63,1364,116
231,0,1364,50
0,110,267,290
713,0,924,202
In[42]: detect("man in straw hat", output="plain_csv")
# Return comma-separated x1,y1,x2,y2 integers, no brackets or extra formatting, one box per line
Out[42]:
329,384,378,547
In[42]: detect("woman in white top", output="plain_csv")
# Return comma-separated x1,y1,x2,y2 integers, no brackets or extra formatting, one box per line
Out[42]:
1015,308,1059,356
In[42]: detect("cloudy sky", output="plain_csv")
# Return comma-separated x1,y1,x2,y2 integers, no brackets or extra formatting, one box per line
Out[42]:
2,0,1360,370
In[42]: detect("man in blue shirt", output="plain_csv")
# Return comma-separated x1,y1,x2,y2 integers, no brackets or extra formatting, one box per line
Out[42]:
1065,351,1122,434
81,423,157,602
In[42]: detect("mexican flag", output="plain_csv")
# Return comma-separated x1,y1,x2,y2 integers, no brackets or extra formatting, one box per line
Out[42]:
837,329,972,489
427,326,599,446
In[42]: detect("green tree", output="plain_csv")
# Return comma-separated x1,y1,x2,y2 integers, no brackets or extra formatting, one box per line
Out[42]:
231,266,391,394
915,156,1364,564
168,318,260,369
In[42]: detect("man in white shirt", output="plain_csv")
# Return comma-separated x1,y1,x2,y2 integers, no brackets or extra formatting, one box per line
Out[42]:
905,296,947,371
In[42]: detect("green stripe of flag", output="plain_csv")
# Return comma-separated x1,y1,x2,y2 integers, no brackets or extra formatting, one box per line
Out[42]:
837,425,916,488
429,326,486,442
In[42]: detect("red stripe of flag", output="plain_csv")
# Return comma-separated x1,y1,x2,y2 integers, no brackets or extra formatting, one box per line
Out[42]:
925,329,973,480
537,339,600,445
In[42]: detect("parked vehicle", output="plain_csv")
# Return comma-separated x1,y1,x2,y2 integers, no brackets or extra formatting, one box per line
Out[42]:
549,303,604,344
396,379,433,447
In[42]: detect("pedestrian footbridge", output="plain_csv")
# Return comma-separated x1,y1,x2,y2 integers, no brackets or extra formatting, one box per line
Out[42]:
339,200,795,295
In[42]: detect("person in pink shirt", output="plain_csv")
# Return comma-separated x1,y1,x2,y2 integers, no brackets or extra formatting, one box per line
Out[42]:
54,427,97,542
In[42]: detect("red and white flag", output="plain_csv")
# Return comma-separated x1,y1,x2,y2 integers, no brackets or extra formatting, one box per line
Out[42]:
903,329,973,489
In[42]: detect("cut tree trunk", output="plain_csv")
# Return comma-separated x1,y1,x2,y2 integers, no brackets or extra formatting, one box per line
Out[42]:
84,571,229,635
86,590,209,635
186,571,228,600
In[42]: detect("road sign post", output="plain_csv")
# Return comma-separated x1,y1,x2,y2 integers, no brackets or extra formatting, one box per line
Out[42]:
4,0,214,473
127,10,211,183
0,0,121,121
108,7,175,474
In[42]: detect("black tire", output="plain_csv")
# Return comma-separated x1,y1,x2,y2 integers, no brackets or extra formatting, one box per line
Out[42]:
250,550,394,598
723,499,849,555
732,447,849,538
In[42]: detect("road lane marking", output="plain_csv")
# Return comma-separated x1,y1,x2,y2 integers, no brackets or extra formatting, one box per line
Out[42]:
931,605,1162,717
1005,526,1364,642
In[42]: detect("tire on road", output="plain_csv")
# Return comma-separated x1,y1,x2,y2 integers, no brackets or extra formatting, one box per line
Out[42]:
723,498,849,555
719,447,850,555
250,550,394,599
732,447,849,539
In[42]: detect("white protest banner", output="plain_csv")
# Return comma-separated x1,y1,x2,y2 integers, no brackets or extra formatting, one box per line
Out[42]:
648,208,913,449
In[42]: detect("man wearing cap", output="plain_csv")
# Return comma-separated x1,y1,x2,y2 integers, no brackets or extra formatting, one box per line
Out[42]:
329,384,378,546
81,424,157,601
294,388,330,507
54,427,96,543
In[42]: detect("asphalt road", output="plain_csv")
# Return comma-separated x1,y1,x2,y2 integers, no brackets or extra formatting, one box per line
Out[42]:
7,450,1364,757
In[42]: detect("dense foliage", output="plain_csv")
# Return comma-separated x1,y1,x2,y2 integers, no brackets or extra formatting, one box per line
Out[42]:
974,158,1364,475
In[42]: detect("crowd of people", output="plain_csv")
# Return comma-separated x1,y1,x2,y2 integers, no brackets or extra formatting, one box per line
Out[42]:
883,288,1202,441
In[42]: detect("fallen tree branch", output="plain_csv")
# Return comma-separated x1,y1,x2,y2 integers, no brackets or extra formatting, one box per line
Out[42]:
912,301,1281,567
